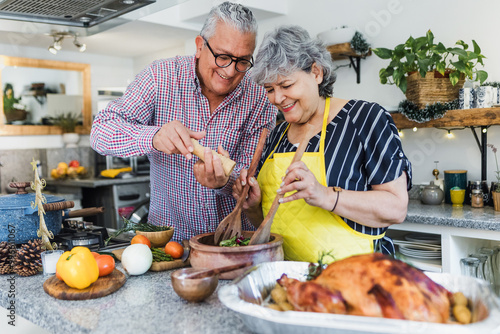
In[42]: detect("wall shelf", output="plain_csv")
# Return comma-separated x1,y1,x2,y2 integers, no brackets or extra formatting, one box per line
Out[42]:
326,43,371,84
392,107,500,181
391,107,500,129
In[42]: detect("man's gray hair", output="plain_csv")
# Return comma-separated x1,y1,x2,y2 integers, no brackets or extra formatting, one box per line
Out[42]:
252,25,336,98
200,1,258,39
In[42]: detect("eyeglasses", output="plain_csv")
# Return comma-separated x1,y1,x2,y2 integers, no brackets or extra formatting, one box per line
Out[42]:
203,37,253,73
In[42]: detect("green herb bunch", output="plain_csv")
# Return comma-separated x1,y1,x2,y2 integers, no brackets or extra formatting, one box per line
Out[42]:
105,217,172,245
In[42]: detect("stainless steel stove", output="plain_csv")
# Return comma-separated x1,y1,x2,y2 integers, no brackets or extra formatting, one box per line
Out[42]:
51,220,131,251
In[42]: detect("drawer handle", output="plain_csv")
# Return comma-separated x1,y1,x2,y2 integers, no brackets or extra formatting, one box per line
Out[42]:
119,194,140,201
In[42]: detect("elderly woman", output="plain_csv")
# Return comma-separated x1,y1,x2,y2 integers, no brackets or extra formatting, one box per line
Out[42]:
233,25,412,263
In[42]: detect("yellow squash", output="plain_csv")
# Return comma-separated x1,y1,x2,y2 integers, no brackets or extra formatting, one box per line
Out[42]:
56,246,99,289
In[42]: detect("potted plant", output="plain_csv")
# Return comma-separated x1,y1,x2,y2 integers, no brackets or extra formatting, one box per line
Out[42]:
372,30,488,108
52,112,82,148
487,144,500,211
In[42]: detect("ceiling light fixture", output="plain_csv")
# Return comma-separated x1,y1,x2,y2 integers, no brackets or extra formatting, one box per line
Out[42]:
47,31,86,54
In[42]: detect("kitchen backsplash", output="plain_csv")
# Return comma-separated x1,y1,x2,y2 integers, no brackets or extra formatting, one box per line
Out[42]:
0,147,95,194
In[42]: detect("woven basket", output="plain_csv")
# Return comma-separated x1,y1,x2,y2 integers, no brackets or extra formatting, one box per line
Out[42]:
405,71,465,109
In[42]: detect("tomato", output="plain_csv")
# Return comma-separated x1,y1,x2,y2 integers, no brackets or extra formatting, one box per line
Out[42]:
131,235,151,248
95,254,115,277
69,160,80,168
164,241,184,259
91,251,100,259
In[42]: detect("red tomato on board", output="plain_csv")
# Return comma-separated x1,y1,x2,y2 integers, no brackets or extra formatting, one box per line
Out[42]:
95,255,115,277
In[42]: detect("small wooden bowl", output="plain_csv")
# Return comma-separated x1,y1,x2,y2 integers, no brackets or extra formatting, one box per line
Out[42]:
171,268,219,302
136,228,174,248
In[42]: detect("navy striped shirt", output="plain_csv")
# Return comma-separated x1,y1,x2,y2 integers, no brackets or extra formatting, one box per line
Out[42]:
259,99,412,237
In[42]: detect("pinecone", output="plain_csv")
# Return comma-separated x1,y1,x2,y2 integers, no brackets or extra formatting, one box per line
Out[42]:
0,241,14,274
14,239,43,277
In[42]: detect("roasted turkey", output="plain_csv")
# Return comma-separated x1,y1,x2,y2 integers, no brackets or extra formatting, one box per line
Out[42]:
278,253,452,323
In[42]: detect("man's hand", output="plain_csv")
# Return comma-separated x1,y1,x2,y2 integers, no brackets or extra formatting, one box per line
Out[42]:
152,120,205,159
193,145,230,189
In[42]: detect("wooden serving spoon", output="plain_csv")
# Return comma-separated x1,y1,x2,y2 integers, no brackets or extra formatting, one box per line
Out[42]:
191,139,236,176
183,261,253,279
213,128,269,245
248,125,316,246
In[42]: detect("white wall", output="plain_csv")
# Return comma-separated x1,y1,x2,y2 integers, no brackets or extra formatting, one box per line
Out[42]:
255,0,500,185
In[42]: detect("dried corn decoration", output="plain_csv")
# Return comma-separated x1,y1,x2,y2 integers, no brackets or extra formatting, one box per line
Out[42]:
30,158,54,250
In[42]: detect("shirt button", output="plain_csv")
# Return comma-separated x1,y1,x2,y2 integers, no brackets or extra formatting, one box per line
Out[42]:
399,152,404,158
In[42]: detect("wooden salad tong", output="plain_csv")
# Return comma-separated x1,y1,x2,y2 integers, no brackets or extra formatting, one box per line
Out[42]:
213,128,269,245
248,125,316,246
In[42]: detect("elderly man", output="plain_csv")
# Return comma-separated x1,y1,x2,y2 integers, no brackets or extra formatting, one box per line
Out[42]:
91,2,277,241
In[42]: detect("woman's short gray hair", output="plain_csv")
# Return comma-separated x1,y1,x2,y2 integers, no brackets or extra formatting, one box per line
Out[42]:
252,25,336,98
200,1,257,39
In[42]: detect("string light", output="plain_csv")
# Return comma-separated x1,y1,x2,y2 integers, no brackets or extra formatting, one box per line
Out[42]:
446,130,453,138
412,127,417,132
398,129,403,138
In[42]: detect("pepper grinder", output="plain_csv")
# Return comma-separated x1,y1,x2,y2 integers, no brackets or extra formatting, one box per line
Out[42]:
432,161,444,191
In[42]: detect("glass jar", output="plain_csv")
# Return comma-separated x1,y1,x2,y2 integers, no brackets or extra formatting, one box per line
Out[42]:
471,189,484,208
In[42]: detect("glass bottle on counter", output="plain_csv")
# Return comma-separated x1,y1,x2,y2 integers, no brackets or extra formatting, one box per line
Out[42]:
471,189,484,208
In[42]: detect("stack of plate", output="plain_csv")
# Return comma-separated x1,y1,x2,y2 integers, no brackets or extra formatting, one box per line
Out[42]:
394,233,441,260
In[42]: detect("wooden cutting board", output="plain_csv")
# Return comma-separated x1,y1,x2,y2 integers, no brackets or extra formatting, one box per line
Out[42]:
43,269,126,300
112,248,189,272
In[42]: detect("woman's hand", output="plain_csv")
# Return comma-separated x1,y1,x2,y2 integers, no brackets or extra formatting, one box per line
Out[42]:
232,168,262,210
278,161,331,209
152,120,206,159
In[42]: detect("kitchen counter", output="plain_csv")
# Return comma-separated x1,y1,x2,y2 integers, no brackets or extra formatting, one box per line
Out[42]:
404,200,500,231
0,264,251,334
2,200,499,334
47,175,150,188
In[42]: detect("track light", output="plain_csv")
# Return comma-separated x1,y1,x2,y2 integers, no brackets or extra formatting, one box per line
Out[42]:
73,38,86,52
47,31,86,54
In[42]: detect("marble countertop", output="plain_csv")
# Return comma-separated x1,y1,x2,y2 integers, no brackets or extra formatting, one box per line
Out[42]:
47,175,150,188
0,264,250,334
2,200,499,333
406,200,500,231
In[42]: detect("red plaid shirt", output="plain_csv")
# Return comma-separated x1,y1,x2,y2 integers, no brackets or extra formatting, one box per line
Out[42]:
91,55,277,241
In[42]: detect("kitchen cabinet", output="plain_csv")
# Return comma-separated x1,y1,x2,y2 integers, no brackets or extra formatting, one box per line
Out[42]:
386,200,500,276
326,42,371,83
392,107,500,180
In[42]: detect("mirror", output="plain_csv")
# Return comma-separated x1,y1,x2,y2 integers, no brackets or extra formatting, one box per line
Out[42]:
0,56,91,136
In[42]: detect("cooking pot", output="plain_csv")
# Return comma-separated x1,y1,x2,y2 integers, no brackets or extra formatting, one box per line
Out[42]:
0,182,104,244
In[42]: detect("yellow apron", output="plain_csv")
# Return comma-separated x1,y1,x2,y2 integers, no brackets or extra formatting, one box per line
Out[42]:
257,98,383,263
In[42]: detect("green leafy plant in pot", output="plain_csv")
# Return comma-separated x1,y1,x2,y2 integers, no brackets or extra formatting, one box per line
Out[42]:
52,112,82,148
372,30,488,108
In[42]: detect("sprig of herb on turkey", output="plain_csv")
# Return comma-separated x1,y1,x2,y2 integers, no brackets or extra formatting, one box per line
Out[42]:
306,250,335,281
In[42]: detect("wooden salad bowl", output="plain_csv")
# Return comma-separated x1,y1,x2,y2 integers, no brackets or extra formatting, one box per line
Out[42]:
189,231,284,280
